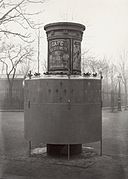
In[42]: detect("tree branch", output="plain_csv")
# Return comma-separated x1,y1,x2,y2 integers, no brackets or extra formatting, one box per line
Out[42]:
0,30,30,38
27,0,45,3
16,7,36,29
0,0,25,22
1,14,21,24
0,58,8,74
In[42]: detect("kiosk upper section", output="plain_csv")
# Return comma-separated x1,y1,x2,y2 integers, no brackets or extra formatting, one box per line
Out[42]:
44,22,85,75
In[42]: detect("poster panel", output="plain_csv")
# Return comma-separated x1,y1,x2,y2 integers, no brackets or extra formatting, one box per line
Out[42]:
73,40,81,71
48,39,70,71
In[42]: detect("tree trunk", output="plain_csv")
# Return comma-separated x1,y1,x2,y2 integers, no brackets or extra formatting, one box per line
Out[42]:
124,83,127,110
111,90,114,112
8,81,13,108
110,70,114,112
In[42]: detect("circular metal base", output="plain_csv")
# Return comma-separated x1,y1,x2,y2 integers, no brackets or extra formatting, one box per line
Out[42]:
47,144,82,156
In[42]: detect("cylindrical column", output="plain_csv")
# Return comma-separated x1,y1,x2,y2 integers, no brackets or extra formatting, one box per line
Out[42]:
44,22,85,157
44,22,85,75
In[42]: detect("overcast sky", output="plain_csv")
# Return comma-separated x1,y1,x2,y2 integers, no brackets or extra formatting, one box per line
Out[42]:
40,0,128,62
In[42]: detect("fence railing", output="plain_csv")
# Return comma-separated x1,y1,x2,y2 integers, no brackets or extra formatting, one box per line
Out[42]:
0,89,24,110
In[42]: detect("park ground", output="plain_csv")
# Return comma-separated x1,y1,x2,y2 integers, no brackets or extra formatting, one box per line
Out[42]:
0,110,128,179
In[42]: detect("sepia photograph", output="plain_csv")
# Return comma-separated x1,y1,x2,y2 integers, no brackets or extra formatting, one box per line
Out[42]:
0,0,128,178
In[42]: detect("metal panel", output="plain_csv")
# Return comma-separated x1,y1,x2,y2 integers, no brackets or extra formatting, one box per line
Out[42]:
24,78,102,144
24,103,101,144
25,78,101,104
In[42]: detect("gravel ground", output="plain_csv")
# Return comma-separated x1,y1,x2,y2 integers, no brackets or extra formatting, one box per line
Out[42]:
0,110,127,179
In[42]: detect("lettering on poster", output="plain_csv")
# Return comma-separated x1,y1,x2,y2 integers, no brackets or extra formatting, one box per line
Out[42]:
49,39,70,70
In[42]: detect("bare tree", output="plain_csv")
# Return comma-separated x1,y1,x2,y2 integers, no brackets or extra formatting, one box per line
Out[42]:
118,50,128,110
41,58,47,72
109,63,118,111
81,50,110,75
82,51,119,109
0,62,5,78
0,43,34,102
81,49,96,73
0,0,46,42
18,58,36,79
